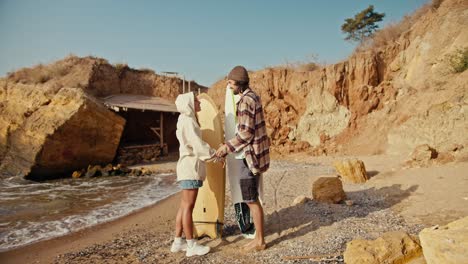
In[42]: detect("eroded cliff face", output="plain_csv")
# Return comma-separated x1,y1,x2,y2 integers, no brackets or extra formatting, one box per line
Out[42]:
209,0,468,159
208,42,404,153
209,68,319,148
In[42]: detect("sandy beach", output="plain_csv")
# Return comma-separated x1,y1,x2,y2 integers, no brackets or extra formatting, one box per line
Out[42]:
0,0,466,263
1,155,467,264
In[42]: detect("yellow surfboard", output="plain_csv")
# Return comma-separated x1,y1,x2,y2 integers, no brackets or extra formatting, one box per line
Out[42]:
193,93,226,239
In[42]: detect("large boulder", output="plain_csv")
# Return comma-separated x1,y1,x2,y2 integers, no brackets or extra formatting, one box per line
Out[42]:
311,176,346,204
404,144,438,167
0,81,125,179
333,159,369,183
410,144,438,162
419,216,468,264
344,231,423,264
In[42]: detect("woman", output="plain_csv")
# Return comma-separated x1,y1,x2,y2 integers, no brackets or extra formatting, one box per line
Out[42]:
170,92,215,257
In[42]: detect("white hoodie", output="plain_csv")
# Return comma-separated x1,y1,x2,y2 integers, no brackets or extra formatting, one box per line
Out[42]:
175,92,214,181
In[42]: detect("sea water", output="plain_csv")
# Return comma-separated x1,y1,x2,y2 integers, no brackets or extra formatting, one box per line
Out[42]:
0,172,178,251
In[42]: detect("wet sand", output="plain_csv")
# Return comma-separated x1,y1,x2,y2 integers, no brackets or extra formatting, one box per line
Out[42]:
0,192,181,264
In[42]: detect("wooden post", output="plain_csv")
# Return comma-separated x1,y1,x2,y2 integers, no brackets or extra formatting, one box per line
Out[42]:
182,76,185,93
160,112,164,150
188,80,191,92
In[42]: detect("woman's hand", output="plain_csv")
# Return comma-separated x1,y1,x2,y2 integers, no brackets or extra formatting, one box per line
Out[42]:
207,154,226,168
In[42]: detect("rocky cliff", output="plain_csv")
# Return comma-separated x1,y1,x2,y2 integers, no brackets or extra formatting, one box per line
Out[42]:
209,0,468,160
6,56,207,99
0,56,207,179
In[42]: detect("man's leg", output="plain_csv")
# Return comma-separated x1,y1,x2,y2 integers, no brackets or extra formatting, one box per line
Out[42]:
235,202,256,236
229,159,255,237
243,200,266,250
239,159,266,251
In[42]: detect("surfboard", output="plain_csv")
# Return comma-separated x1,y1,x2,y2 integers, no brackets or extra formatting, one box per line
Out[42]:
193,93,226,239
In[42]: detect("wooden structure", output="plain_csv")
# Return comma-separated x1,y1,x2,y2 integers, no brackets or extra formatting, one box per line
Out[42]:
102,94,179,164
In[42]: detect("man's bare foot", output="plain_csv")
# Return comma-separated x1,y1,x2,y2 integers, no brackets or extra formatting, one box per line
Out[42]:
241,239,266,253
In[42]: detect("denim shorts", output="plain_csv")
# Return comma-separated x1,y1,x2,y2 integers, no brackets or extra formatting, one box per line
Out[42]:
179,180,203,189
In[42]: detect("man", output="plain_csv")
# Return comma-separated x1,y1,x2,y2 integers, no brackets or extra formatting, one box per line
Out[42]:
224,79,257,239
216,65,270,252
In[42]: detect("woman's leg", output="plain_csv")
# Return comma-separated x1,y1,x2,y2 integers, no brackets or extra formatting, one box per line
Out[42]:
171,195,190,253
174,203,184,237
181,188,198,240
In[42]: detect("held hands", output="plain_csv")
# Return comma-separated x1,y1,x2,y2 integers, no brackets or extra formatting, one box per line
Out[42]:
215,144,229,158
207,153,226,168
205,144,229,168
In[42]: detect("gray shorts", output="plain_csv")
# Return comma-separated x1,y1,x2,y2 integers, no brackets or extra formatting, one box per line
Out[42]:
179,180,203,189
239,159,259,203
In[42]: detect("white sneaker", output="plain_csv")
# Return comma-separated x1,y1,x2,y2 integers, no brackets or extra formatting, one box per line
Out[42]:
170,240,187,253
186,241,210,257
242,230,256,239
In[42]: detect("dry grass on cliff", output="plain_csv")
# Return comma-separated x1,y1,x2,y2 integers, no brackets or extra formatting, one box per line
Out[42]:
6,55,108,85
356,0,445,52
290,62,321,72
8,62,70,84
268,56,325,73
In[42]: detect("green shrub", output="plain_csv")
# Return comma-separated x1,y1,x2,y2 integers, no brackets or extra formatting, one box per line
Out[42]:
447,47,468,73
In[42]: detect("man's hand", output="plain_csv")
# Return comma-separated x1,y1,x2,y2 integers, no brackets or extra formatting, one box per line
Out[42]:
206,153,226,168
215,144,229,158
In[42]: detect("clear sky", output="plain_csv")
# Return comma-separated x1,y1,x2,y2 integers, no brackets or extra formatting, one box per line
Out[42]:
0,0,428,86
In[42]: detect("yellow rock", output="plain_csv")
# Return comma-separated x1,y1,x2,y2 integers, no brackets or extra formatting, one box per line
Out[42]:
312,176,346,204
333,159,369,183
419,216,468,264
344,231,423,264
85,165,102,177
72,170,83,178
292,195,309,206
141,167,153,175
100,164,113,176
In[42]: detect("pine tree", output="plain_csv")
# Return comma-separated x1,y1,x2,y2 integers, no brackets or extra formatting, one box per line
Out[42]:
341,5,385,42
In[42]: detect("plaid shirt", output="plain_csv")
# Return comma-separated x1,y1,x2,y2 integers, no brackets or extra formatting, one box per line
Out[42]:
226,88,270,174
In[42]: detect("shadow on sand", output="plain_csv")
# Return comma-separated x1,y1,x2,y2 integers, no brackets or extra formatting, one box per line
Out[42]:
264,184,418,247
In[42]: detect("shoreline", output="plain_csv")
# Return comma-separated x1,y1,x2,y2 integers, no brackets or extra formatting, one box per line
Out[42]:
0,192,181,264
1,157,467,263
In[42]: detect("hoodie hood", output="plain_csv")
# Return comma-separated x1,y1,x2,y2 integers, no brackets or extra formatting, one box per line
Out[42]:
175,92,196,117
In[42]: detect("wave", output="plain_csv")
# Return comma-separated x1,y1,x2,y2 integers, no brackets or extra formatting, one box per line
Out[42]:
0,173,178,251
